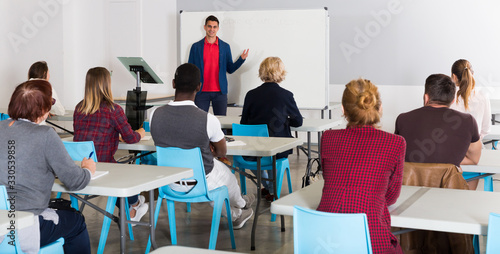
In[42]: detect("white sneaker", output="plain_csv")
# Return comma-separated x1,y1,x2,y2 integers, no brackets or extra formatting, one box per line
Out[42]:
137,195,146,206
130,202,149,224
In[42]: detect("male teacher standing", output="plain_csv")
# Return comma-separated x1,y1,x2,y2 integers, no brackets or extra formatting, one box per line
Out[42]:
188,15,249,116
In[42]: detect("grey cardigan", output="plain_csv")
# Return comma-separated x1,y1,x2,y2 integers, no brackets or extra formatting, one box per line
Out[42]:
0,119,91,215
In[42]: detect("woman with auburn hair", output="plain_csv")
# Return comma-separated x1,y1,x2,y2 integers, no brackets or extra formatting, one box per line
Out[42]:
317,79,406,254
28,61,66,115
450,59,491,139
240,56,302,201
73,67,148,221
0,80,96,253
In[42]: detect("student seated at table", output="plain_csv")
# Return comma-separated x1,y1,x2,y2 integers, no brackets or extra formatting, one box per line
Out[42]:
395,74,482,186
240,56,303,201
450,59,491,140
0,80,96,253
73,67,148,222
317,78,406,254
28,61,66,116
149,63,255,229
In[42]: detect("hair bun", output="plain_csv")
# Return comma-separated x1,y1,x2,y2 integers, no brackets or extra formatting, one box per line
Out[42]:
357,91,377,110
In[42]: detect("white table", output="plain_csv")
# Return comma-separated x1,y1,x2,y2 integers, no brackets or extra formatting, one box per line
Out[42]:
150,245,245,253
0,210,34,236
52,162,193,254
118,135,302,250
216,116,345,186
461,149,500,173
271,180,500,236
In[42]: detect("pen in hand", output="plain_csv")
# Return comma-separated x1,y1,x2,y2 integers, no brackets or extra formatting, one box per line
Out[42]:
88,151,94,159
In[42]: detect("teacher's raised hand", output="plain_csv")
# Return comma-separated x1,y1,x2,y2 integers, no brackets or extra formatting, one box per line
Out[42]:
241,49,249,60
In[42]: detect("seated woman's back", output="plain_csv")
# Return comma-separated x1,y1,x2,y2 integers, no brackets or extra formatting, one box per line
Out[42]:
317,79,405,254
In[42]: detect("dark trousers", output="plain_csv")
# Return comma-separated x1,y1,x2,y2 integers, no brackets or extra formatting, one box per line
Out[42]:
195,92,227,116
39,209,90,254
115,195,139,208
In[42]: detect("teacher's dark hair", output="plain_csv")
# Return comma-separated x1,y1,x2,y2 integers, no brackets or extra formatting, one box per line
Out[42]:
205,15,219,25
8,80,52,122
424,74,456,106
174,63,201,93
28,61,49,80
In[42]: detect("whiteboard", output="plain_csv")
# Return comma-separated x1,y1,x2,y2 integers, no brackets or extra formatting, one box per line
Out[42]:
179,9,329,109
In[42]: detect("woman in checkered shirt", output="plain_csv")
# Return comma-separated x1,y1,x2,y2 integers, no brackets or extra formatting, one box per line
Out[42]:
317,79,406,253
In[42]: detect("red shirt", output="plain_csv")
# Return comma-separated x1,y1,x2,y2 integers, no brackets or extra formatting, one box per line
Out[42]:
317,126,406,254
202,37,220,92
73,102,141,163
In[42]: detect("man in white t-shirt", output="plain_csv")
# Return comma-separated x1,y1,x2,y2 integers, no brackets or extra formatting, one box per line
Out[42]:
149,63,254,229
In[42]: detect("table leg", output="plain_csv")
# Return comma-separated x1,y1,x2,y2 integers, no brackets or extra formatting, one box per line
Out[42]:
302,132,313,187
149,190,158,250
119,197,126,254
251,157,262,251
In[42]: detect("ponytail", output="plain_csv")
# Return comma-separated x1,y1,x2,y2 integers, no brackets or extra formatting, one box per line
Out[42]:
452,59,475,110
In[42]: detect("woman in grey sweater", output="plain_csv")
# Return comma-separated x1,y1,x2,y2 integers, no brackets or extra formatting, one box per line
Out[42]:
0,80,96,253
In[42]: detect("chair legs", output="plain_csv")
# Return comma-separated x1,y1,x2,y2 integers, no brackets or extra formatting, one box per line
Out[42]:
97,197,134,254
271,160,292,222
145,189,236,253
237,159,293,222
484,176,493,192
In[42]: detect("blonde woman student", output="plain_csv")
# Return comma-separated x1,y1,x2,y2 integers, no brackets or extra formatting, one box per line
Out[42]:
73,67,148,221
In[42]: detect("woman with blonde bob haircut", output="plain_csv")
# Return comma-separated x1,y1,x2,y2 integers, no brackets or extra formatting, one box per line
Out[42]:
73,67,148,221
240,56,302,200
318,79,406,253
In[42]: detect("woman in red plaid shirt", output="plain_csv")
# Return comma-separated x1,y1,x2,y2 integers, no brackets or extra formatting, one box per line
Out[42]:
73,67,148,221
317,79,406,253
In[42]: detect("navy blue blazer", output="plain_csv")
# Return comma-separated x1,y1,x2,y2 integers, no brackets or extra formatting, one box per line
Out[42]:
188,37,245,95
241,82,303,158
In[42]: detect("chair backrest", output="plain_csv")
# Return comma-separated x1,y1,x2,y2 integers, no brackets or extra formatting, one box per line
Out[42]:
232,123,269,137
62,141,98,162
232,124,273,164
143,121,150,132
0,113,9,121
0,185,8,210
156,147,209,199
293,206,373,254
403,162,468,190
487,212,500,253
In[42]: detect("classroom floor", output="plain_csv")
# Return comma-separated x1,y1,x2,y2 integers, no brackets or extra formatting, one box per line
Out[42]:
65,147,496,254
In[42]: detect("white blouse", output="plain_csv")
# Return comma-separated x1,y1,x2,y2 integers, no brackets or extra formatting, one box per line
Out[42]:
450,89,491,140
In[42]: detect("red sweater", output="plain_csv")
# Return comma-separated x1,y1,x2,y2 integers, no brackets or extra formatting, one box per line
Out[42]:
317,126,406,254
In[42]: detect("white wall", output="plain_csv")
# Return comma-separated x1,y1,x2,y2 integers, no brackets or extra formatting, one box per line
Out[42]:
1,0,177,111
2,0,499,139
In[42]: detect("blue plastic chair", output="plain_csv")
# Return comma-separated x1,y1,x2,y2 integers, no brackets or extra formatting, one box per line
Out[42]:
145,147,235,253
0,185,65,254
61,141,134,254
487,212,500,253
462,172,493,192
232,123,293,222
0,113,9,121
135,122,157,166
293,206,373,254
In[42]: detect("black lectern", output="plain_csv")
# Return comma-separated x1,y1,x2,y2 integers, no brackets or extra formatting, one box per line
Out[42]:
117,57,163,130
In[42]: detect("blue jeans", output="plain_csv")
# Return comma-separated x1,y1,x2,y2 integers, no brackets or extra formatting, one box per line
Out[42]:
39,209,90,254
195,92,227,116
